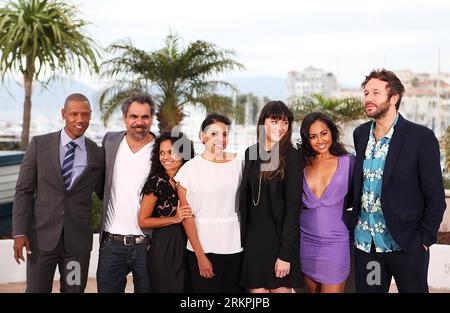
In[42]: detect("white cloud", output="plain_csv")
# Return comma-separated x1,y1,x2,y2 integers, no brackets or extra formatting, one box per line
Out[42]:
72,0,450,87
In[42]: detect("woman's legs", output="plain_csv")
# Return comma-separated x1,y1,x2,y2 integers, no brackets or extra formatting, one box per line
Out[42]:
249,288,270,293
304,275,347,293
321,281,346,293
304,275,320,293
270,287,292,293
249,287,292,293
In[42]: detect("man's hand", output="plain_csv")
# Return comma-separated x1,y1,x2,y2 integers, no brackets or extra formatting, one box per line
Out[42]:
13,236,31,264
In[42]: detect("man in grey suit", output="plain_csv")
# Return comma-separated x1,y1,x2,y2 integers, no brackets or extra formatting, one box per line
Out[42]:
12,93,104,293
96,93,155,293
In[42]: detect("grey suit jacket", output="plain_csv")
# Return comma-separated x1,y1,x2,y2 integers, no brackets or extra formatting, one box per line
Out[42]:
99,131,153,242
12,131,104,254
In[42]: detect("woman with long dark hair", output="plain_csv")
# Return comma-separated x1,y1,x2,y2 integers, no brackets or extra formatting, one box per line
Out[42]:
138,131,195,292
298,112,354,293
239,101,303,293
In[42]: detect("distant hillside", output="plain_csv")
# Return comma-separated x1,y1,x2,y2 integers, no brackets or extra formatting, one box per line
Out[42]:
0,75,288,122
224,75,287,101
0,78,98,121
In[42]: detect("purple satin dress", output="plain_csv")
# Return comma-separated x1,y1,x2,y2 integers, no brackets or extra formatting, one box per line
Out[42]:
300,155,350,285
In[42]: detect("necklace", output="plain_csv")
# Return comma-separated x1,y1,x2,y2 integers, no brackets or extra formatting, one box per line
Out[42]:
252,150,269,207
251,174,262,206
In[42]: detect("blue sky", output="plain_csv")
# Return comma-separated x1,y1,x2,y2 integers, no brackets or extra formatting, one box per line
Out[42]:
57,0,450,87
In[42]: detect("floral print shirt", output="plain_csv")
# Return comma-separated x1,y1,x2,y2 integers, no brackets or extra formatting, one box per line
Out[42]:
142,174,178,217
354,114,401,253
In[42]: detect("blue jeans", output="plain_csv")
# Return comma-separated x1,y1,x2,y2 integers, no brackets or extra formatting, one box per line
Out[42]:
96,237,151,293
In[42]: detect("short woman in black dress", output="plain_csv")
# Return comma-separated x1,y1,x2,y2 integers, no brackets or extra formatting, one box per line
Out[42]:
239,101,304,293
138,132,195,292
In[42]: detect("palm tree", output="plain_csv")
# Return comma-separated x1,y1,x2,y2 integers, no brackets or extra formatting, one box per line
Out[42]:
290,94,365,123
99,33,244,132
0,0,99,150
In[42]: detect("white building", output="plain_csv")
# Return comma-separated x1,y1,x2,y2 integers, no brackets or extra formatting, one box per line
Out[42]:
331,88,363,100
396,69,450,140
400,92,448,140
287,66,338,101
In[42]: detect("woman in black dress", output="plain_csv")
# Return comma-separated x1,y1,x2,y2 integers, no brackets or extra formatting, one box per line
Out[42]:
138,132,195,292
239,101,304,293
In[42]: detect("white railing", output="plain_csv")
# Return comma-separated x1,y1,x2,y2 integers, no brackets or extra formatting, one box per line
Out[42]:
0,234,100,284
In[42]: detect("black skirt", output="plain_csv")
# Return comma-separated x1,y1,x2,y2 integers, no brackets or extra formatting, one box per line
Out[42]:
148,224,187,292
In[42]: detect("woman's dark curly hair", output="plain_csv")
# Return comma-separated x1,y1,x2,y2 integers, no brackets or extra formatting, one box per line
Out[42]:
141,131,195,196
298,112,348,165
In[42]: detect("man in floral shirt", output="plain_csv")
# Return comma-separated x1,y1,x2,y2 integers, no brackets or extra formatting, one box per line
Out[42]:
350,69,446,292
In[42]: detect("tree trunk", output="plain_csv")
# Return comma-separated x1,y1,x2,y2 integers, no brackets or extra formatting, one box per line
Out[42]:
20,75,33,150
156,99,184,134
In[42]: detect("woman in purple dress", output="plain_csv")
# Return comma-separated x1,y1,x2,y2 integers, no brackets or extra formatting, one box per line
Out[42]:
298,112,354,293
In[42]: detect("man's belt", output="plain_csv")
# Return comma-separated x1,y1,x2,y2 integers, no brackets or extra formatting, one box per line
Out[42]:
105,232,150,246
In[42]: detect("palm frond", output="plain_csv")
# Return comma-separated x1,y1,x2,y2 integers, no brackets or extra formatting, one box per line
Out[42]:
290,94,364,123
0,0,99,80
100,32,244,129
0,0,100,149
99,84,146,126
193,94,244,124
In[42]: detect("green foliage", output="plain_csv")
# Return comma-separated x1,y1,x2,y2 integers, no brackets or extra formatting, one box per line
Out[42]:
444,177,450,190
0,141,20,150
203,94,244,125
0,0,99,149
0,0,99,80
99,32,244,132
91,193,102,233
290,94,365,123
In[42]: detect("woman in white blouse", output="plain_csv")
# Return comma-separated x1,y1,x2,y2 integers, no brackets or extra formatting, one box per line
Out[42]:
175,113,243,293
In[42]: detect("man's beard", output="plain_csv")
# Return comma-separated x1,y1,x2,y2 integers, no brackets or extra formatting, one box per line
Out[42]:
130,124,148,140
365,100,390,119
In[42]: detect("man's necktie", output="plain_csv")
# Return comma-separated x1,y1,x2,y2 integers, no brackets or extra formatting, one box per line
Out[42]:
62,141,77,190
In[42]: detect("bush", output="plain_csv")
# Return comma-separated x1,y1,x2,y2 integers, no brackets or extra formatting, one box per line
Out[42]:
0,141,20,151
91,193,102,233
444,177,450,190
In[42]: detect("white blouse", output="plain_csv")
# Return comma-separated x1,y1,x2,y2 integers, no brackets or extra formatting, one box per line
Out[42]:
174,155,243,254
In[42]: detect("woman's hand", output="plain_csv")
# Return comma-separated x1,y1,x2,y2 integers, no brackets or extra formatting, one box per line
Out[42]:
197,254,215,279
175,201,193,223
274,258,290,278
